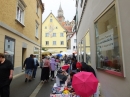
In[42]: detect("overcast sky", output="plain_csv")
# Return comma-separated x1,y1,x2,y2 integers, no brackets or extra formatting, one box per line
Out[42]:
42,0,76,22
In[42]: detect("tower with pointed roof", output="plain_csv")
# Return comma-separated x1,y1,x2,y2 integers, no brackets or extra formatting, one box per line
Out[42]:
57,3,65,23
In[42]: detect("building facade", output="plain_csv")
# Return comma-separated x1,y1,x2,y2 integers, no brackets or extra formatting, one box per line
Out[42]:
67,32,77,54
76,0,130,97
0,0,44,75
42,13,67,53
57,4,76,54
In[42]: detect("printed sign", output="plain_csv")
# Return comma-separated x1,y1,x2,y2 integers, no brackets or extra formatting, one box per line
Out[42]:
99,29,114,51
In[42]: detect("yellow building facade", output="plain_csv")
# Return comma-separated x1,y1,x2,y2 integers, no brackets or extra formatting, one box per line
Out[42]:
0,0,44,75
42,13,67,53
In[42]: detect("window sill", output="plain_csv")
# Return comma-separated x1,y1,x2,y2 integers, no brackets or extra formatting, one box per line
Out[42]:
97,68,124,77
15,19,25,27
35,36,39,40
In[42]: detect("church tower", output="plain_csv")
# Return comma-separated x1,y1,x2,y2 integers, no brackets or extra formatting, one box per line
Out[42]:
57,3,65,23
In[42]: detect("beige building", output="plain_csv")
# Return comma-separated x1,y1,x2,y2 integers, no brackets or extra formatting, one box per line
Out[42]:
42,13,67,53
0,0,44,75
75,0,130,97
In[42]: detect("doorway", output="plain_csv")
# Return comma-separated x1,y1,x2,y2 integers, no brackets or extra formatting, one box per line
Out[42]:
22,48,26,69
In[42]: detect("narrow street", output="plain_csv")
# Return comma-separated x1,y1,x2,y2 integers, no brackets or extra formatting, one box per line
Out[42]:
10,68,54,97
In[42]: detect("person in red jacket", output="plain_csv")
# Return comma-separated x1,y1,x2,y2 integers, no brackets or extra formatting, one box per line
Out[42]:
76,61,82,70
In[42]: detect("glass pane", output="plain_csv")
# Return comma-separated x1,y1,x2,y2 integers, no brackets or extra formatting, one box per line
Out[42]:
4,37,15,65
95,6,123,72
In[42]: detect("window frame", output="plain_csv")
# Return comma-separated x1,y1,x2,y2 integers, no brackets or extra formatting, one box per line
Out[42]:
45,41,49,45
16,0,26,25
94,3,125,77
36,0,40,16
60,33,64,37
53,41,56,45
35,21,39,38
45,33,49,37
52,33,56,37
50,19,52,22
4,36,15,65
74,39,77,43
60,41,64,45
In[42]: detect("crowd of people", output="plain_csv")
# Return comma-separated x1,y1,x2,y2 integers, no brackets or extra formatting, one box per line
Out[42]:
0,52,96,97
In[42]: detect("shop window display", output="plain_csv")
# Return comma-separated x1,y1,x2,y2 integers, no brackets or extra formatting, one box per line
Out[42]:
95,6,123,72
4,36,15,65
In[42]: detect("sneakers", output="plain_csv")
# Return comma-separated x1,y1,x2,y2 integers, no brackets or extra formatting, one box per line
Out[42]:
25,78,28,82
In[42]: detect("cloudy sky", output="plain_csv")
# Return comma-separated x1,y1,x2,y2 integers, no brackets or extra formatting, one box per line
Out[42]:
42,0,76,22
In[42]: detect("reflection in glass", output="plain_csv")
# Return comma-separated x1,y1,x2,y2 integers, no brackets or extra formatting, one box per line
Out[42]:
95,6,123,72
4,36,15,65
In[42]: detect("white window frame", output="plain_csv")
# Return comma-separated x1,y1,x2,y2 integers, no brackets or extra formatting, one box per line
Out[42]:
53,41,56,45
16,0,26,25
50,19,52,22
52,33,56,37
60,41,64,45
74,39,77,43
36,0,40,15
35,21,39,38
45,33,49,37
45,41,49,45
60,33,64,37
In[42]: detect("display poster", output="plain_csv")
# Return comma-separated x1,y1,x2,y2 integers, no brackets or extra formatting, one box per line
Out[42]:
99,29,114,51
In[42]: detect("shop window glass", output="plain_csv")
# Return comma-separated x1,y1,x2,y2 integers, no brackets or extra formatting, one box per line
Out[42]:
85,32,91,64
34,47,39,60
4,36,15,65
95,6,123,73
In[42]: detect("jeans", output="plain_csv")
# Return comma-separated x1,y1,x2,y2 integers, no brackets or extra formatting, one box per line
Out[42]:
32,66,37,78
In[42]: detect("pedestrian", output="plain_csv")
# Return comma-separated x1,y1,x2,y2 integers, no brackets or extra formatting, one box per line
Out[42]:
72,53,76,60
41,56,50,83
0,53,14,97
32,55,39,79
23,54,34,82
81,62,96,77
50,56,57,81
71,58,77,73
56,56,60,69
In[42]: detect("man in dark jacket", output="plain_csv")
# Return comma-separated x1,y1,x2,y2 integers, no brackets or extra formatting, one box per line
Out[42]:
71,58,77,72
81,62,96,77
0,53,14,97
23,54,34,82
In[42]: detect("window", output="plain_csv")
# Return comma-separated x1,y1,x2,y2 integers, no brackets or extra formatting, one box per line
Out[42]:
16,0,26,24
33,47,39,60
36,0,39,15
80,0,83,7
95,6,123,73
60,41,64,45
4,36,15,65
73,46,75,49
53,41,56,45
45,41,49,45
45,33,49,37
45,26,47,29
60,33,64,37
50,19,52,22
35,21,39,38
52,33,56,37
74,39,77,43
